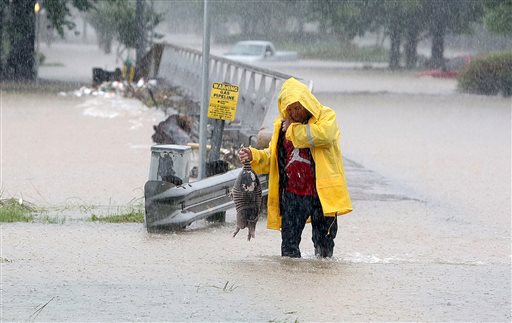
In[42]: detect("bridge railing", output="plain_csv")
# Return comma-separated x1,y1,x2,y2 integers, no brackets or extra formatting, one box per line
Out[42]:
141,43,313,230
143,42,312,147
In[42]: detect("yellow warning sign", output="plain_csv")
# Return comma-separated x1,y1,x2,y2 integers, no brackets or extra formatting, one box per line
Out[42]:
208,82,239,121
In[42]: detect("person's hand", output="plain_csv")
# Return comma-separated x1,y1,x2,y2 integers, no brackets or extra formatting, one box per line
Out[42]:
281,118,292,133
238,147,253,163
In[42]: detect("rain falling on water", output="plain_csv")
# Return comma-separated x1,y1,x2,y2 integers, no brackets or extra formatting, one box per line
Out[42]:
1,0,511,321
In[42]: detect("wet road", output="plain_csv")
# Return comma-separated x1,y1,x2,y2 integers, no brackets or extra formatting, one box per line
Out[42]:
2,43,511,321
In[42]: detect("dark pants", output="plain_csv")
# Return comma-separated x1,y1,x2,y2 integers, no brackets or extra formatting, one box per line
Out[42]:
281,191,338,258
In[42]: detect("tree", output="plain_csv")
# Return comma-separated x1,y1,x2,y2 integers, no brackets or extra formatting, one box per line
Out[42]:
0,0,95,81
377,1,406,70
0,0,7,78
4,0,36,81
86,0,162,62
363,1,407,70
424,0,483,69
482,0,512,34
310,0,375,45
402,0,427,69
45,0,95,36
207,0,288,40
310,0,422,69
370,0,483,70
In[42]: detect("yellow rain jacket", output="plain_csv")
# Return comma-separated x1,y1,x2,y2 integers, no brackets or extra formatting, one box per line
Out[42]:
249,77,353,230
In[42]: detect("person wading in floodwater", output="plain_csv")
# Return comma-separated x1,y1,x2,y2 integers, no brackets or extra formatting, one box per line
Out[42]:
239,77,352,258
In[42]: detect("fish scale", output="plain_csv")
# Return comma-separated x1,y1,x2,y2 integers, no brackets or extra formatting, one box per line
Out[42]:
231,161,262,241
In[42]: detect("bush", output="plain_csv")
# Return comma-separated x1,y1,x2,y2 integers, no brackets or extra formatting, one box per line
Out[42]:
458,52,512,97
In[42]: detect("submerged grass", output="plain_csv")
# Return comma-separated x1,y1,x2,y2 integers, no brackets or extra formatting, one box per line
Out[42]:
1,195,145,224
0,198,37,222
0,198,66,224
90,208,144,223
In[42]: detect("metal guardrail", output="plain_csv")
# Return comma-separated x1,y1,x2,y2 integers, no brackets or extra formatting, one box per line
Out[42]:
144,169,268,231
151,42,312,145
142,43,313,231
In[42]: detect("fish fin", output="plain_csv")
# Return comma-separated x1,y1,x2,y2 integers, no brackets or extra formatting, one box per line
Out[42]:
232,227,240,238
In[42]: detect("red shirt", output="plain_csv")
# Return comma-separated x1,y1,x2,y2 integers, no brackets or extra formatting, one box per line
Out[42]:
283,138,317,196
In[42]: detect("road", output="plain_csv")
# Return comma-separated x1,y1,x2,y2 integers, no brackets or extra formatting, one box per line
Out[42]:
1,42,510,321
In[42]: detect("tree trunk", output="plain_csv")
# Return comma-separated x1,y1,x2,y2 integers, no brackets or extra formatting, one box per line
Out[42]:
389,22,401,70
297,16,304,35
5,0,36,81
430,24,445,69
135,0,145,67
429,1,446,70
0,4,4,79
404,28,419,69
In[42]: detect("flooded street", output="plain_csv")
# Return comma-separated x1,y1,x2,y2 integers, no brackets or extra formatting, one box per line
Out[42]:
3,218,509,321
1,43,511,321
1,90,164,209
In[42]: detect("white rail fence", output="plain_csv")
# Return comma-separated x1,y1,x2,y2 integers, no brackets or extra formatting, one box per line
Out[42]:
146,42,312,146
142,43,313,230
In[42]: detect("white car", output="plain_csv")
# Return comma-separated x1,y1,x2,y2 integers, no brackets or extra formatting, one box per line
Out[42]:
223,41,298,64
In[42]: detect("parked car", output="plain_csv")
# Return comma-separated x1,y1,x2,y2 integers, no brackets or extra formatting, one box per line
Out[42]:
223,41,298,63
416,55,473,79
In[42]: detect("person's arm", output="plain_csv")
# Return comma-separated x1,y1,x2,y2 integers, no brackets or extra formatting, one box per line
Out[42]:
238,117,280,174
238,145,271,175
285,108,339,148
249,146,271,174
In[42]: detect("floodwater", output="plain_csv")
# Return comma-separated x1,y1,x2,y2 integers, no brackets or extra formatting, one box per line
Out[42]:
1,90,164,209
2,46,511,321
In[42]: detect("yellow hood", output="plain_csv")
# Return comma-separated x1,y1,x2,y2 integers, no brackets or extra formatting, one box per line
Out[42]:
278,78,321,120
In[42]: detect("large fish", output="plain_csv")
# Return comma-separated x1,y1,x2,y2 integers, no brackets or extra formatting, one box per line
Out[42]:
231,161,262,241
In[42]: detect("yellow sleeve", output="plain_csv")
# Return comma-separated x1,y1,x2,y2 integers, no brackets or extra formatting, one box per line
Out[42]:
286,109,339,148
249,146,271,174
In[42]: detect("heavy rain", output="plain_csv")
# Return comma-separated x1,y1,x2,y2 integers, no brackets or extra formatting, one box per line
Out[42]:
1,0,511,321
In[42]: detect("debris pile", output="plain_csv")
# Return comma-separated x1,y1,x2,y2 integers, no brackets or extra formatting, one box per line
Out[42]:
152,114,198,145
69,78,158,101
67,78,241,175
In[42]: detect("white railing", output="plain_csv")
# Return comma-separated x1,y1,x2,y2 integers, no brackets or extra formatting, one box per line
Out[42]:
153,43,312,141
143,43,313,230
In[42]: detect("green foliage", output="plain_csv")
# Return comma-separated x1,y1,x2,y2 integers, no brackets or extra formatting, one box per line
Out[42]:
430,0,483,34
483,0,512,34
309,0,376,42
458,52,512,96
43,0,96,37
87,0,162,51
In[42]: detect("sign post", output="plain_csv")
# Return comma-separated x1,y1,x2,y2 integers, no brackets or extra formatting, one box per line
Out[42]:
207,82,239,161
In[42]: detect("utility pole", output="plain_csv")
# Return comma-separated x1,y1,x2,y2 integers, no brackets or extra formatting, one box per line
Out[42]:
198,0,211,179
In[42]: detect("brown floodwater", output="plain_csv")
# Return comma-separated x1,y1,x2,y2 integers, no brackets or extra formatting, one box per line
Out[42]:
1,65,510,321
